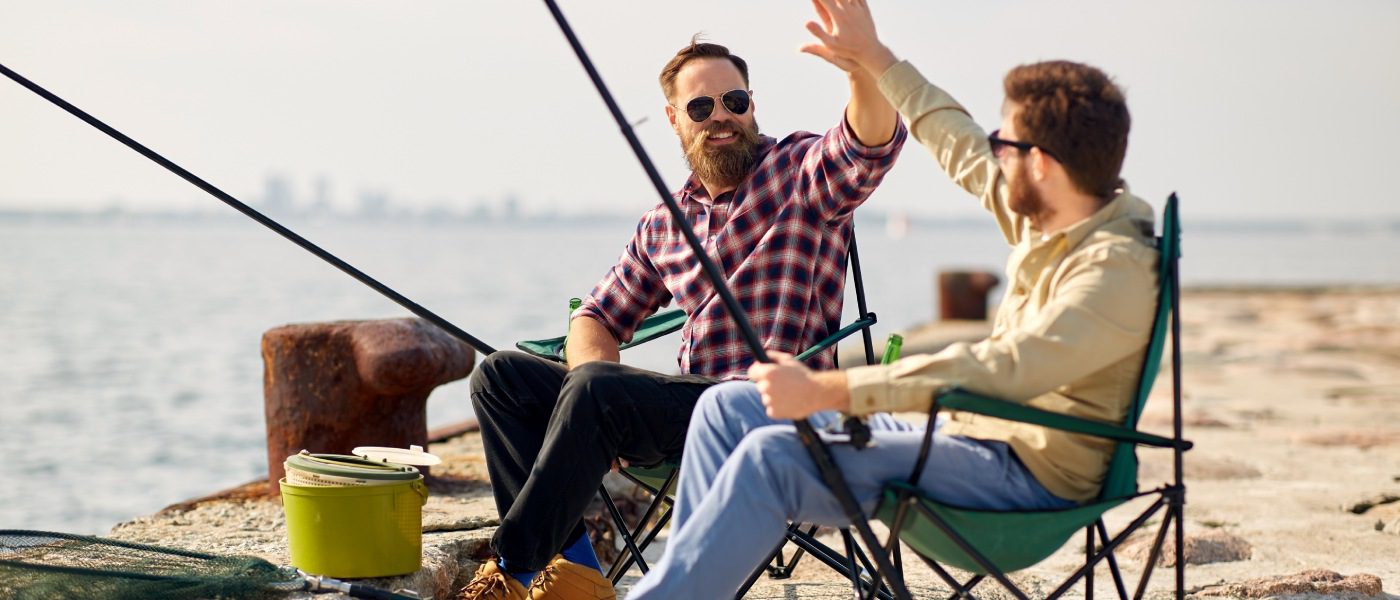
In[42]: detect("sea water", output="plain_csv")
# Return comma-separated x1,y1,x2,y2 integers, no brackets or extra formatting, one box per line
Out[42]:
1,214,1397,534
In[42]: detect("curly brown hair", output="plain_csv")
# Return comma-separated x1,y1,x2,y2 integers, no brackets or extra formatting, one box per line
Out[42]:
1004,61,1130,199
659,35,749,103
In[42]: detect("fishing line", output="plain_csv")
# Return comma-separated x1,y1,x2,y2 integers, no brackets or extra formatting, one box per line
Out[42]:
538,2,909,597
0,62,497,356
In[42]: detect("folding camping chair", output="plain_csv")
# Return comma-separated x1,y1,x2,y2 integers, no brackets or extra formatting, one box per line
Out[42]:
859,194,1191,600
517,227,896,598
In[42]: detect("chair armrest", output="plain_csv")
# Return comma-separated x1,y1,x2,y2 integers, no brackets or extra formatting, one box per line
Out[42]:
794,314,878,362
515,336,567,362
517,310,872,365
515,308,688,363
620,309,688,351
935,387,1191,450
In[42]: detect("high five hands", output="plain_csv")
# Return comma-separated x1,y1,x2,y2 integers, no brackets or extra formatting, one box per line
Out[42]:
799,0,900,78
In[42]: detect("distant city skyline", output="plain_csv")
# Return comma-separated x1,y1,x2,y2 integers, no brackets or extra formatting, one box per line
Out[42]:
4,1,1399,220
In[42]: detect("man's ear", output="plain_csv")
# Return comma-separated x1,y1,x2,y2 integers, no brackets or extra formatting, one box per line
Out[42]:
1030,148,1049,182
665,104,679,132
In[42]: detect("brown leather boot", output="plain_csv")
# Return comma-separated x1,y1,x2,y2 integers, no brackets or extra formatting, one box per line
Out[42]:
459,560,529,600
527,555,616,600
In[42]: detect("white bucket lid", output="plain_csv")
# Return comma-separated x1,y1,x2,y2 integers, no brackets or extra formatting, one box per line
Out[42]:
353,444,442,467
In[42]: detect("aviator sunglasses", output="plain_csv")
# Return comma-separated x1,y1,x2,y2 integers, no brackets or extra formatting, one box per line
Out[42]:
675,89,752,122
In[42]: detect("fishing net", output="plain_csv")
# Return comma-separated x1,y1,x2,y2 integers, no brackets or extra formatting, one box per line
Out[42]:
0,530,302,600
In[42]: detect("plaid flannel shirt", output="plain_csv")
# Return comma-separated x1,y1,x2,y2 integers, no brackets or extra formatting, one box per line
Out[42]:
574,117,906,379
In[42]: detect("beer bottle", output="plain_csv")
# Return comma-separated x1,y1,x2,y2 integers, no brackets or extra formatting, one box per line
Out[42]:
880,333,904,365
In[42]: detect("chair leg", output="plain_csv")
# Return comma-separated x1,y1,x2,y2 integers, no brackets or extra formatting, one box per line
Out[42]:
1174,501,1186,600
609,505,673,585
736,539,787,599
599,485,650,580
910,501,1029,600
603,479,678,582
770,524,819,579
1132,505,1175,600
770,542,788,573
767,525,893,600
943,575,985,600
893,537,902,577
844,530,864,600
1097,520,1130,600
1086,526,1095,600
873,503,911,600
840,532,894,600
1046,497,1168,600
909,549,981,600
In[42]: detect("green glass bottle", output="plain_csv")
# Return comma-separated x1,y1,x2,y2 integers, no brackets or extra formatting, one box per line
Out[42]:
880,333,904,365
563,298,583,362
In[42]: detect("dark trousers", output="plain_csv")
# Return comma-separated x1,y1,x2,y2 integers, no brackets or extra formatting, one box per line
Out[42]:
469,351,717,571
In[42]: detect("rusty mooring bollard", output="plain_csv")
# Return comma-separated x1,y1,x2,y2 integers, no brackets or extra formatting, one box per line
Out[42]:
937,270,1001,320
262,318,475,491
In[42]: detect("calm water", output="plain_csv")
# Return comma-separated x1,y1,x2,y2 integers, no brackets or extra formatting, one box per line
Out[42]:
2,215,1397,535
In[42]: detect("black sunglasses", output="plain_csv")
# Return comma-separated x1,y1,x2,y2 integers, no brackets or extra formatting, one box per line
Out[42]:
987,129,1057,161
676,89,752,123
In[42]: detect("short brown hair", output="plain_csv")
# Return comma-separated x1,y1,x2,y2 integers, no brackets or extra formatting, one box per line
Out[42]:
659,35,749,102
1004,60,1130,198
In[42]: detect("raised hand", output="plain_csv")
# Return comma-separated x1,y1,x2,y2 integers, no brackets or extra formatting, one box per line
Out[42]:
798,0,899,78
800,0,862,72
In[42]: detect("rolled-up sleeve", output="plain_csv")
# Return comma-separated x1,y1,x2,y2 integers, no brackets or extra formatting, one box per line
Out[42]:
845,242,1157,415
573,216,671,344
795,114,907,223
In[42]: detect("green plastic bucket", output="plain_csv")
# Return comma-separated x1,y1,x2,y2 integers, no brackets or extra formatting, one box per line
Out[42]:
280,474,428,578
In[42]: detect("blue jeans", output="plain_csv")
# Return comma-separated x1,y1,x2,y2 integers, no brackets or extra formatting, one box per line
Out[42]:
628,381,1075,600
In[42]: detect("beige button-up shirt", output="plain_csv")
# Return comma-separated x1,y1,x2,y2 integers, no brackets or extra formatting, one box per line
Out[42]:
844,61,1160,502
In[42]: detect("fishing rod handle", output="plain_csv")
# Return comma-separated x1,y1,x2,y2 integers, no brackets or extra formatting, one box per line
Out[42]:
301,571,424,600
347,583,424,600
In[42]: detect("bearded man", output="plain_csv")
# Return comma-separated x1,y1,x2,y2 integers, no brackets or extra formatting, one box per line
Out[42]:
460,36,906,600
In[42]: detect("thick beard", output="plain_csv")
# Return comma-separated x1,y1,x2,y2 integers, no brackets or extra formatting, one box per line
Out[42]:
1007,159,1047,220
681,119,762,190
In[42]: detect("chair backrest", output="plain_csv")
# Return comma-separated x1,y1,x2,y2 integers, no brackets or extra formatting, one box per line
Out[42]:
1100,194,1180,500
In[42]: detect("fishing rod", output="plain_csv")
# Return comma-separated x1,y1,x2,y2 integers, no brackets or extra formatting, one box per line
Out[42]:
0,62,498,356
538,2,909,598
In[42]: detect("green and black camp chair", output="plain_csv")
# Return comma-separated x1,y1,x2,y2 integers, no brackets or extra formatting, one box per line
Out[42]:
517,228,895,598
859,194,1190,600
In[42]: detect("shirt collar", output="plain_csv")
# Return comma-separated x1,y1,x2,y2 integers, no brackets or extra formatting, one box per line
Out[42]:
1039,184,1133,250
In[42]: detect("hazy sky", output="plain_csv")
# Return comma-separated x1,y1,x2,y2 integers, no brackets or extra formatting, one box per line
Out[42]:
3,1,1398,219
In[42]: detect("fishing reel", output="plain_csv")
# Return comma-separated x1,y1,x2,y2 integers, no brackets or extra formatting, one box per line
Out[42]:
823,415,875,450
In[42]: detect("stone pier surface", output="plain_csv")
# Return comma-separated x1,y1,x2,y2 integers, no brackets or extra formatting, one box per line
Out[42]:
109,288,1398,599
